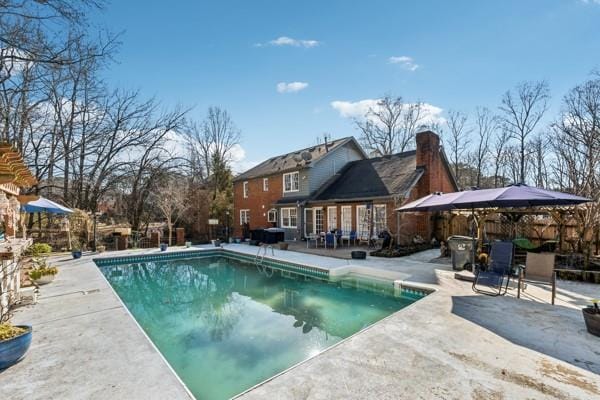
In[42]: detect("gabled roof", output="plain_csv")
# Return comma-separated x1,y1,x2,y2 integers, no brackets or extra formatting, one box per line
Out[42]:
312,151,423,201
234,137,366,181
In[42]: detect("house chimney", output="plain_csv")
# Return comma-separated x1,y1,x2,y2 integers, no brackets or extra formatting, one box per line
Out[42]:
415,130,442,196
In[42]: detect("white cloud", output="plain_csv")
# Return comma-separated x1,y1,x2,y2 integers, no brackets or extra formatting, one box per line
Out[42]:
388,56,419,71
331,98,445,126
276,81,309,93
230,144,260,174
255,36,320,48
331,99,380,119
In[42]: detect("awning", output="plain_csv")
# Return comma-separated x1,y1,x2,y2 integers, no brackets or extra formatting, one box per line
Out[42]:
22,197,73,214
396,184,590,212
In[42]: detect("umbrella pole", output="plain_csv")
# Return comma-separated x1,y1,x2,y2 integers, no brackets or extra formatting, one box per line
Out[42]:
471,209,476,270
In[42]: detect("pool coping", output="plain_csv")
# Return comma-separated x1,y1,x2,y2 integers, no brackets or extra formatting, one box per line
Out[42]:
92,245,439,400
93,253,197,400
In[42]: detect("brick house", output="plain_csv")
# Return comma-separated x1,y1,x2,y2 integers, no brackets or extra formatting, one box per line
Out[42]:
233,131,458,244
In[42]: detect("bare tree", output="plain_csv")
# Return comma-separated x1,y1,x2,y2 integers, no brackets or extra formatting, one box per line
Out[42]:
184,106,241,181
499,81,550,184
550,73,600,265
355,95,426,156
490,128,511,187
529,134,550,188
471,107,497,188
443,110,470,187
153,179,190,246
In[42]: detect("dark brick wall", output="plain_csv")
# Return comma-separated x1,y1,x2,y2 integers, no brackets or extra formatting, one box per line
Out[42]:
233,173,284,237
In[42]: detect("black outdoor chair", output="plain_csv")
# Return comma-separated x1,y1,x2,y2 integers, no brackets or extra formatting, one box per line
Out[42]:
472,241,515,296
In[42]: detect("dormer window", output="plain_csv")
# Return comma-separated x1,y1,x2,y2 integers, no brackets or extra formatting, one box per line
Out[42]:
243,181,249,198
283,171,299,193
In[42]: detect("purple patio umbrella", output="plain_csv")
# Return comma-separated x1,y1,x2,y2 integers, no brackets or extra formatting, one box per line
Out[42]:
396,184,590,263
396,184,590,212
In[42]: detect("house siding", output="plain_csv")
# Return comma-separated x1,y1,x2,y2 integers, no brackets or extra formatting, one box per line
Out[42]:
308,144,364,194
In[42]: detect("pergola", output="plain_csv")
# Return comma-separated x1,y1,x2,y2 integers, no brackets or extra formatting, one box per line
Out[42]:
396,184,591,254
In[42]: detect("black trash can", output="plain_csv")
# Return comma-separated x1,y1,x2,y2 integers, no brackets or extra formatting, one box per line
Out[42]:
448,235,476,271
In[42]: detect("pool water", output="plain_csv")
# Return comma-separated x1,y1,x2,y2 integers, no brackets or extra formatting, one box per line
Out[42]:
98,254,425,400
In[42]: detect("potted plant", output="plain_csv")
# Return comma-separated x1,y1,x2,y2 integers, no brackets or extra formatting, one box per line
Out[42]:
96,245,106,253
0,324,32,369
583,299,600,337
185,241,192,248
71,240,82,259
29,266,58,286
24,243,52,258
279,242,289,250
160,243,168,252
1,255,33,369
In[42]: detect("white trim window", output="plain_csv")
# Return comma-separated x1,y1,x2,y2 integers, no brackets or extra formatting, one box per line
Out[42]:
341,206,352,233
240,209,250,225
373,204,387,236
283,171,299,193
356,205,368,239
327,206,337,231
315,208,324,234
263,178,269,191
281,207,297,228
267,208,277,223
243,181,249,198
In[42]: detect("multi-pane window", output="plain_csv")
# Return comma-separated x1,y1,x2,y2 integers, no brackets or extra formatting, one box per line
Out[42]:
243,181,249,198
240,209,250,225
327,206,337,231
263,178,269,191
373,205,387,236
341,206,352,233
267,208,277,223
281,207,297,228
356,205,369,239
283,172,299,192
315,208,324,234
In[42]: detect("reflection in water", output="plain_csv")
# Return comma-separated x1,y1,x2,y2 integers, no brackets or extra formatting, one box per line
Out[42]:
99,255,422,400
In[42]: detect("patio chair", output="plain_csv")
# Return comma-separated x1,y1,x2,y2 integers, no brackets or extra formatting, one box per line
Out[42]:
344,230,357,247
306,233,320,249
472,241,514,296
325,233,335,249
516,252,557,305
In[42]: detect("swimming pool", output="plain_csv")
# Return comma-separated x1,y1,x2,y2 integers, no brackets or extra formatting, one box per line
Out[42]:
96,250,427,400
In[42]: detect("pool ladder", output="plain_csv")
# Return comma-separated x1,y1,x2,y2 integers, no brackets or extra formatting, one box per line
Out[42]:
255,244,274,266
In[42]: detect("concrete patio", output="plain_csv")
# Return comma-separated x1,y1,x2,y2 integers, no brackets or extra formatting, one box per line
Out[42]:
1,244,599,400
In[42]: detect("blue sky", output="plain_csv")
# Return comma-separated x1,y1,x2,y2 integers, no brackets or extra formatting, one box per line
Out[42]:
92,0,600,171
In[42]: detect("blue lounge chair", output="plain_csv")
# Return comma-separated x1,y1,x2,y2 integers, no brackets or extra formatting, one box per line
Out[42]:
325,233,335,249
472,241,514,296
349,230,357,246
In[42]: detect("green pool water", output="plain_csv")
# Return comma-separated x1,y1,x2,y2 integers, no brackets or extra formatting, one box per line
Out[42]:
98,254,425,400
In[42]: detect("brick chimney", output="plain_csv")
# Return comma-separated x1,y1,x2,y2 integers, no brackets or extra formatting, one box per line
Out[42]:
415,130,442,197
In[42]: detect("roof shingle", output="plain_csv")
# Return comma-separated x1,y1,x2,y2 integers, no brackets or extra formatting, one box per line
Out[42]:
234,137,356,181
312,151,422,201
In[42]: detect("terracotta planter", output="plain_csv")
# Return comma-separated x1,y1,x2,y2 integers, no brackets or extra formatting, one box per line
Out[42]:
279,242,289,251
582,307,600,337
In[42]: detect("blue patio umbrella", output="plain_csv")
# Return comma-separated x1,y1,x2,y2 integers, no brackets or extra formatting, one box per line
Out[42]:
22,197,73,214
